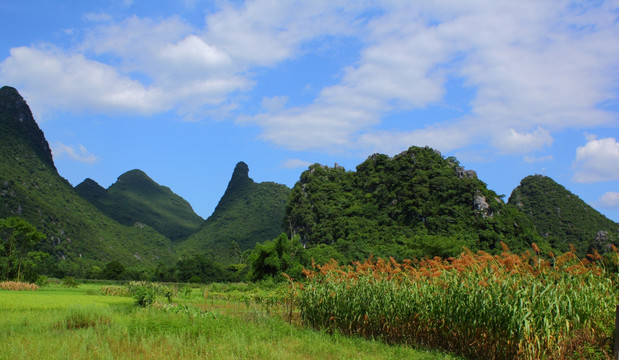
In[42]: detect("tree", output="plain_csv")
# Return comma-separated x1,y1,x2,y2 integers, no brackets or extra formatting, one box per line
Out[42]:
103,260,125,280
0,217,45,281
247,233,308,281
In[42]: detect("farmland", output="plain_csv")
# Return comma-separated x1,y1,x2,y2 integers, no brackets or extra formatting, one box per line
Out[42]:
0,282,457,360
1,244,617,359
295,244,619,359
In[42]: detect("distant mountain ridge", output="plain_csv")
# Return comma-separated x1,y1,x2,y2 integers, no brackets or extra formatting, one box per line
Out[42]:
177,161,291,262
1,85,617,275
75,169,203,242
0,86,174,271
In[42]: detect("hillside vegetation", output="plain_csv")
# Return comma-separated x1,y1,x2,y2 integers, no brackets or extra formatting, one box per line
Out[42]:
285,148,545,263
509,175,619,255
2,85,618,282
0,86,175,275
75,170,203,242
178,162,290,263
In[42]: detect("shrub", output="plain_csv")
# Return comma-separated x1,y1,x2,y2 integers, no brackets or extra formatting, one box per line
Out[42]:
61,276,79,288
127,281,173,307
35,275,49,287
134,286,155,307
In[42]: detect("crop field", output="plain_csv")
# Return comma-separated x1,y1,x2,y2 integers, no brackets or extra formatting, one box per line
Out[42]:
0,282,458,360
295,244,619,359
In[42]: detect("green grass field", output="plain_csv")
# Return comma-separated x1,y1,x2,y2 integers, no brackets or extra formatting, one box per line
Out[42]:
0,284,460,360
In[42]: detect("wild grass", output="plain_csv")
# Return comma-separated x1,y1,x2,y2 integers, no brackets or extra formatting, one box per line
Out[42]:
0,283,459,360
0,281,38,291
295,244,619,359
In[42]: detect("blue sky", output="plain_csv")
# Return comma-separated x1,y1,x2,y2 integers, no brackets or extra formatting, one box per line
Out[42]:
1,0,618,222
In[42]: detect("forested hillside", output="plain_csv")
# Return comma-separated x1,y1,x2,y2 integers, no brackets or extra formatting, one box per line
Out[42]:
0,86,175,276
509,175,618,255
177,162,290,263
285,147,544,263
2,85,616,281
75,170,203,242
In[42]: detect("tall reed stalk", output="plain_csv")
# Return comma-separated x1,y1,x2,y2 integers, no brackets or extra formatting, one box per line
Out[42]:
296,244,619,359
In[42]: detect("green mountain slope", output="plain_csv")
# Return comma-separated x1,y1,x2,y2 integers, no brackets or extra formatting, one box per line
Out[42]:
75,170,203,242
0,86,174,272
285,146,542,261
177,162,290,262
508,175,618,255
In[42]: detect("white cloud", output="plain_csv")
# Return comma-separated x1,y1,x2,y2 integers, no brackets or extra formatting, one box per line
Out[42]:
358,122,476,156
52,142,99,163
204,1,362,67
492,128,553,154
247,1,619,154
0,46,168,115
573,137,619,183
1,1,618,156
597,192,619,209
281,159,312,169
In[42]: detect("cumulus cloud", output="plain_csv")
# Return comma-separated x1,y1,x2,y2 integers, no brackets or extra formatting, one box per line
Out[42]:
0,46,167,115
573,137,619,183
492,128,553,154
1,1,618,156
597,192,619,209
52,142,99,163
247,1,619,154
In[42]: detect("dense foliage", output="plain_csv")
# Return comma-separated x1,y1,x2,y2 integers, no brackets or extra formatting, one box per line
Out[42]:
286,147,544,262
178,162,290,262
509,175,619,256
246,233,309,282
75,170,203,242
296,245,619,359
0,217,45,281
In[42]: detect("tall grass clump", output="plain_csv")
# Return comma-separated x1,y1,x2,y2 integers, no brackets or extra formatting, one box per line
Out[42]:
127,281,173,307
0,281,38,291
57,305,113,330
296,244,619,359
100,285,130,297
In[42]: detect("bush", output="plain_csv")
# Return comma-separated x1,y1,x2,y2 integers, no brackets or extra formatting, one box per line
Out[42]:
134,286,155,307
35,275,49,287
127,281,173,307
61,276,79,288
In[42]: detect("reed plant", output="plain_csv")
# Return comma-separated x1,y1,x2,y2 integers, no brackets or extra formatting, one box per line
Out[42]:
0,281,38,291
296,244,619,359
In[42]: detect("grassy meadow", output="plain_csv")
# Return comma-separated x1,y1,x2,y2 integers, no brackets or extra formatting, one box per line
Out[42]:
0,282,458,360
